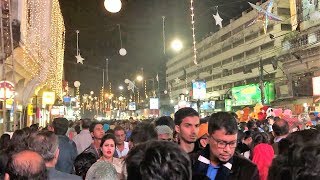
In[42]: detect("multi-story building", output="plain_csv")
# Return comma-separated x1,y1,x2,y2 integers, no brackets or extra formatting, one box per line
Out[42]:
275,0,320,112
0,0,65,132
166,1,293,108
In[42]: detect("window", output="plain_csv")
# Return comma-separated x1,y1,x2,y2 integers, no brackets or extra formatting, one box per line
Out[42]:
261,41,274,51
233,53,244,61
233,66,243,74
233,39,244,47
281,24,292,31
277,8,290,16
205,76,212,82
222,45,232,52
221,32,231,41
245,32,258,42
246,47,260,57
212,62,221,68
232,26,244,35
222,58,232,65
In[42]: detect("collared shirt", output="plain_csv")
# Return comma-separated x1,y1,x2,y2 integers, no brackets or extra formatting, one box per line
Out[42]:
206,164,220,180
115,141,129,158
73,129,92,154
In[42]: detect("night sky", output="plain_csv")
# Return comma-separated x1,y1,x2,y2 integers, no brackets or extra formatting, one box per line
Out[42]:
59,0,261,95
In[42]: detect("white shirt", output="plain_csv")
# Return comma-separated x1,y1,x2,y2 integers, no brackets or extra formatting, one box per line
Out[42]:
116,141,129,158
73,129,92,154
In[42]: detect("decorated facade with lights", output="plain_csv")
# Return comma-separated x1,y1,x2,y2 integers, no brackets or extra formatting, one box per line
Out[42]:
18,0,65,102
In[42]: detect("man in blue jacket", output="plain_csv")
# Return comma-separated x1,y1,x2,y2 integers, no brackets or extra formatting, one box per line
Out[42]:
192,112,259,180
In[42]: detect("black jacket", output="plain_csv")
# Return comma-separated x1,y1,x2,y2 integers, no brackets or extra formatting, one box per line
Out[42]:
192,145,259,180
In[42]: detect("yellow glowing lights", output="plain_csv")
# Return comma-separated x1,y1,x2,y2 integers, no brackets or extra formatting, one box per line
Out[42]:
21,0,65,98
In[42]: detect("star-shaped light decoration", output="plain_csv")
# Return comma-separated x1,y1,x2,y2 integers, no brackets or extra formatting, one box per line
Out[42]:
174,78,180,84
76,54,84,64
213,12,223,29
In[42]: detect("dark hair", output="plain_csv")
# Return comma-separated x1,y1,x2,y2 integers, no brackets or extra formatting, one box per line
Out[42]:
268,131,320,180
272,119,289,136
89,122,103,133
155,116,174,130
29,124,39,132
68,120,74,128
0,134,10,150
28,131,58,162
130,122,157,146
81,118,92,129
113,125,125,133
74,153,97,179
174,107,199,126
52,118,69,135
75,125,81,134
247,120,256,130
5,150,47,180
100,133,116,147
125,140,192,180
208,112,238,135
252,132,270,148
6,129,29,155
106,129,114,134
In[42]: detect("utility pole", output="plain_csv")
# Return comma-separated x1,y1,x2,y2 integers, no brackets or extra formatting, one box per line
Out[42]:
259,58,265,104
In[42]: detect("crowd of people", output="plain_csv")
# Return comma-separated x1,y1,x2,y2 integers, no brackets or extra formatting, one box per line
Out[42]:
0,107,319,180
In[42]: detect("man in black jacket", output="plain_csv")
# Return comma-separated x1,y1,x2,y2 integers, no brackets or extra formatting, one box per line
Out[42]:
192,112,259,180
52,118,78,174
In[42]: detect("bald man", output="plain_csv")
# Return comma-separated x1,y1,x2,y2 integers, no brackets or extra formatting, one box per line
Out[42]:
4,150,47,180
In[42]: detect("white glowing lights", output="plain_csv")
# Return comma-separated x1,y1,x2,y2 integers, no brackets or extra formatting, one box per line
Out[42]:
190,0,198,65
104,0,122,13
171,39,183,52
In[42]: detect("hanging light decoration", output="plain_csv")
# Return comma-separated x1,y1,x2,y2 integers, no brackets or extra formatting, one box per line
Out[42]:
190,0,198,65
117,24,127,56
104,0,122,13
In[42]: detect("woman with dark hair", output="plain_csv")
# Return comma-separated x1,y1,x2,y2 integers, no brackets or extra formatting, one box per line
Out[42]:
98,133,124,179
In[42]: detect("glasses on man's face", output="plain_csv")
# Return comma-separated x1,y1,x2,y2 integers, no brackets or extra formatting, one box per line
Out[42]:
210,136,237,149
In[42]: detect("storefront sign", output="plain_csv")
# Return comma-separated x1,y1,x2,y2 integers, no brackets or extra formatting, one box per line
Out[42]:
192,81,206,100
149,98,159,110
128,102,136,111
231,82,275,106
42,92,55,105
27,104,33,116
313,76,320,96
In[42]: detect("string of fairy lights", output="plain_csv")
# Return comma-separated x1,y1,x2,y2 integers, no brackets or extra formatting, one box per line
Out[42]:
20,0,65,98
190,0,198,66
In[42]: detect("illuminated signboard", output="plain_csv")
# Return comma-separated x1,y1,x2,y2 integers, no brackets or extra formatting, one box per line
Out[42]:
192,81,206,100
128,102,136,111
149,98,159,110
313,76,320,96
42,92,55,105
231,82,275,106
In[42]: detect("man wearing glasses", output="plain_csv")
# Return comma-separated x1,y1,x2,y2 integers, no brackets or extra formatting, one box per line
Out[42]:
192,112,259,180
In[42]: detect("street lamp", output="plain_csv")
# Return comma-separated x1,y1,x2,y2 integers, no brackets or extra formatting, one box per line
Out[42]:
171,39,183,52
136,75,143,82
104,0,122,13
119,85,124,90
